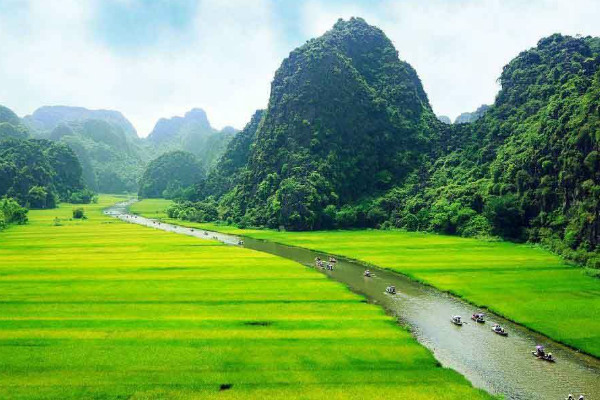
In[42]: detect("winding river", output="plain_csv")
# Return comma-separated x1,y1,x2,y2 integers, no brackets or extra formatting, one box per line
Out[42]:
105,201,599,400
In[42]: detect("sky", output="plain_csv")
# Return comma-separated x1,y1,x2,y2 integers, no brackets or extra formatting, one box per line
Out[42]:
0,0,599,137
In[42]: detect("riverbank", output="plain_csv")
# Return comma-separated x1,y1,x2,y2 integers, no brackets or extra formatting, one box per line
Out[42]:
0,196,491,399
131,199,600,358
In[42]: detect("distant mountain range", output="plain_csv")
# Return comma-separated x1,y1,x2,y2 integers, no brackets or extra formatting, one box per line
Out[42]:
15,105,236,192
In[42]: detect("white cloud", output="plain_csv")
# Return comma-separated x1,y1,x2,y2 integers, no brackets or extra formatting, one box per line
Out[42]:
0,0,599,134
0,0,284,135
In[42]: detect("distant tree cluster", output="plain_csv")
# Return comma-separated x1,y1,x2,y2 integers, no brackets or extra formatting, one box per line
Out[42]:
0,105,94,210
0,197,28,231
138,151,205,198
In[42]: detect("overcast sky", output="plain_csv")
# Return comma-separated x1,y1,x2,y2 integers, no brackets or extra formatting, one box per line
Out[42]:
1,0,599,136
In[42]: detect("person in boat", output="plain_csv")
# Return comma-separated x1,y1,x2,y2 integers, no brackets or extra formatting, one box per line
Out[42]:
364,269,371,277
534,345,545,357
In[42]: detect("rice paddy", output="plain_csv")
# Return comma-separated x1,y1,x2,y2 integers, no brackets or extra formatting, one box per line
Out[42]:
131,199,600,358
0,196,491,399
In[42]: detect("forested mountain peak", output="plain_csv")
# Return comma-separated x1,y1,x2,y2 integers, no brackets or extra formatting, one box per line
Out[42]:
0,105,21,126
0,105,29,141
210,18,439,229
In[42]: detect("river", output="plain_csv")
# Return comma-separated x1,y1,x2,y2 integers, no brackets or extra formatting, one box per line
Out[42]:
105,201,599,400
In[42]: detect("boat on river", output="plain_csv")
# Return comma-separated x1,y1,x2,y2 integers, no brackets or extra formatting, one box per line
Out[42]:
364,269,371,277
385,285,396,294
532,346,555,362
471,313,485,323
491,323,508,336
451,315,463,326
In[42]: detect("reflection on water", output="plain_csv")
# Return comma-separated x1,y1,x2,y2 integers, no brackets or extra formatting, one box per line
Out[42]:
107,201,599,400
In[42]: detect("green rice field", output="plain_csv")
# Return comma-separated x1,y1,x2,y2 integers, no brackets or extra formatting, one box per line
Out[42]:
0,196,491,399
131,199,600,358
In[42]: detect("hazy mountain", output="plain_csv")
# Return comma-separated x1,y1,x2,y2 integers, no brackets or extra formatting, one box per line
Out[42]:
437,115,452,124
0,105,28,141
146,108,237,167
24,105,138,138
454,104,490,124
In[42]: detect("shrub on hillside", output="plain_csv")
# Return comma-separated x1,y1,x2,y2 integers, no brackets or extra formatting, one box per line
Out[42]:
0,198,28,225
72,207,85,219
69,189,97,204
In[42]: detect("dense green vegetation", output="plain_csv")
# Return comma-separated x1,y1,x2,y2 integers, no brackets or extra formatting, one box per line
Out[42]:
383,33,600,267
0,196,490,399
134,199,600,357
138,151,205,198
168,20,599,267
23,106,234,193
0,137,88,208
0,197,28,230
204,18,439,231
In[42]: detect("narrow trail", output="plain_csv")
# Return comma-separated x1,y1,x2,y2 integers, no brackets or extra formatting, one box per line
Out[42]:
106,200,599,400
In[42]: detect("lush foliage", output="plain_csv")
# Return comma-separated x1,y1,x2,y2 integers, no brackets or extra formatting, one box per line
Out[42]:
0,197,28,230
68,188,97,204
24,106,234,193
378,34,600,267
138,151,205,198
49,119,147,192
196,18,439,231
175,23,600,267
0,138,87,208
0,196,489,399
72,206,85,219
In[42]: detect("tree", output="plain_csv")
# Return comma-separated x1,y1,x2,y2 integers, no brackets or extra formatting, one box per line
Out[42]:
138,151,205,198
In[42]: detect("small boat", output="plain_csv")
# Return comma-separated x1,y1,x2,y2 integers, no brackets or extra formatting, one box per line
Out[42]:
325,263,334,271
329,257,337,263
532,346,555,362
491,324,508,336
364,270,371,277
451,316,463,326
204,231,209,236
471,313,485,323
237,240,244,245
385,286,396,295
